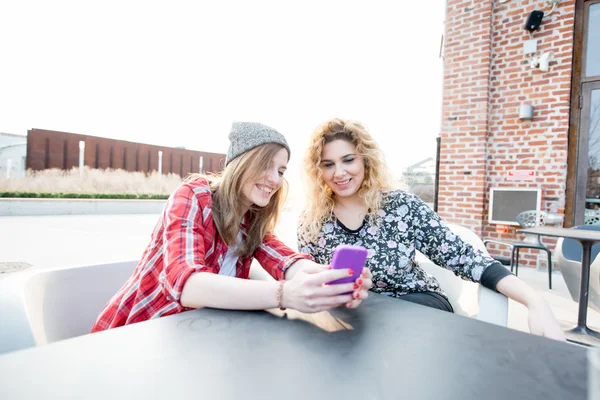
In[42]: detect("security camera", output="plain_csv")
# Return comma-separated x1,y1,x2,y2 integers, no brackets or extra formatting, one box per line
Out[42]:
525,10,544,32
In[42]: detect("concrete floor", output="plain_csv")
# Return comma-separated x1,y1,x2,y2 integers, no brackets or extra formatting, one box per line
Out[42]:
506,266,600,344
0,214,159,276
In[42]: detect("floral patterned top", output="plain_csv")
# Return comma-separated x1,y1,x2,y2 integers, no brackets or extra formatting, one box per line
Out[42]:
298,190,505,300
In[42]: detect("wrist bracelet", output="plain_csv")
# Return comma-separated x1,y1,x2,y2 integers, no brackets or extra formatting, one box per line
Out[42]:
277,280,286,311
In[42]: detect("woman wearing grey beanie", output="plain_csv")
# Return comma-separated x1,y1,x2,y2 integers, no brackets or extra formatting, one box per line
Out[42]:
92,122,373,332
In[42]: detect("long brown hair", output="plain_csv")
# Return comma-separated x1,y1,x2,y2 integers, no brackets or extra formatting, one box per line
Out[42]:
188,143,289,257
298,118,396,242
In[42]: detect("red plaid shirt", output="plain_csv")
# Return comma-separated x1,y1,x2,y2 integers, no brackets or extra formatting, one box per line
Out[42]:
91,177,311,332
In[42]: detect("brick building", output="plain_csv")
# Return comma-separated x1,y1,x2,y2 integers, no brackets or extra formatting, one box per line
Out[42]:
439,0,599,265
26,129,225,177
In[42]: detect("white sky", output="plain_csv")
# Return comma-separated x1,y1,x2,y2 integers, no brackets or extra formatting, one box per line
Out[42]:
0,0,445,194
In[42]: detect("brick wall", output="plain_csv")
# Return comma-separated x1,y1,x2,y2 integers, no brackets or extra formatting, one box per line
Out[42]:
440,0,576,266
439,0,494,236
26,129,225,176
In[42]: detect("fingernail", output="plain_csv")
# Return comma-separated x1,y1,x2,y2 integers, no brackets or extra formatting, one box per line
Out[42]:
347,269,354,275
358,279,363,285
354,284,359,289
355,292,360,299
346,302,353,308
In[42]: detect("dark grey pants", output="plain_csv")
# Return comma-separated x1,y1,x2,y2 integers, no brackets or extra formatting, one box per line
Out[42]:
396,291,454,313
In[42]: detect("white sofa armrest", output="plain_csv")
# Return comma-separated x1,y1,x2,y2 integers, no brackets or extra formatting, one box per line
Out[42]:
415,223,509,326
416,254,508,326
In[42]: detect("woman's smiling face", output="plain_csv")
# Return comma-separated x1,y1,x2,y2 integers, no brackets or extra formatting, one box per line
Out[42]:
320,139,364,199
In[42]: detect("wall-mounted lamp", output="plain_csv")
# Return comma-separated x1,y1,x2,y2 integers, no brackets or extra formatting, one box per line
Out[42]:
531,51,555,71
519,104,535,120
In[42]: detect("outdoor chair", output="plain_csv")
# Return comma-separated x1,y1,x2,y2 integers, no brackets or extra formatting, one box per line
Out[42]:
17,216,508,349
18,208,509,348
483,210,553,289
555,225,600,312
22,260,136,345
585,209,600,226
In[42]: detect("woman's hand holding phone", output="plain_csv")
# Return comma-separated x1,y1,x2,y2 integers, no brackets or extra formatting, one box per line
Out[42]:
327,245,372,308
283,263,361,313
283,245,372,313
345,267,373,309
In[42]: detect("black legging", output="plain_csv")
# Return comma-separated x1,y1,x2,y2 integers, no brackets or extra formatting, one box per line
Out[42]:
396,291,454,313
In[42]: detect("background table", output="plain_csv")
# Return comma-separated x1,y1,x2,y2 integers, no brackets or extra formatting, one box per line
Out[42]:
519,226,600,344
0,294,587,400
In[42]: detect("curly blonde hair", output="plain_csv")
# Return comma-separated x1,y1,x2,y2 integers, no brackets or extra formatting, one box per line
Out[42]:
298,118,396,242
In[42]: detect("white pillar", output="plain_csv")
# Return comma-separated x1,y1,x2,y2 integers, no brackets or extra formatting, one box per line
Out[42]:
79,141,85,178
199,156,204,173
158,151,163,175
6,158,12,179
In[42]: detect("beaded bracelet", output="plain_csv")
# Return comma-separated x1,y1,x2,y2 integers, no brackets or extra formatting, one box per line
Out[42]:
276,280,286,311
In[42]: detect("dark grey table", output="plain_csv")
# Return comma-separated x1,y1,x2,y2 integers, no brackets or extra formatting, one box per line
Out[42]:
0,294,587,400
519,226,600,344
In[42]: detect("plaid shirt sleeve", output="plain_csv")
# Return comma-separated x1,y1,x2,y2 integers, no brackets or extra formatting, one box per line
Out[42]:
160,182,216,303
254,233,313,281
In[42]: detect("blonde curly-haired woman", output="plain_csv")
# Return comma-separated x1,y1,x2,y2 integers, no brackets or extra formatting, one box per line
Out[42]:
298,118,564,341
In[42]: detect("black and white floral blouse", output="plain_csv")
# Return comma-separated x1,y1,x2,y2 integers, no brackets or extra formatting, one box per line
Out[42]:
298,190,506,300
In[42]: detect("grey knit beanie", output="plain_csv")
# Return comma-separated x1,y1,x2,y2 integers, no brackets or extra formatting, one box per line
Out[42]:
225,122,291,166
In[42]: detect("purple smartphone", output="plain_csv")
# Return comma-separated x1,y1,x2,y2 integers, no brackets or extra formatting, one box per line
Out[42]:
328,245,368,289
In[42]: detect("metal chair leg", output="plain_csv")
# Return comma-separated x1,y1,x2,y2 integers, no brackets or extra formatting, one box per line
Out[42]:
514,248,520,276
546,249,553,290
510,247,515,273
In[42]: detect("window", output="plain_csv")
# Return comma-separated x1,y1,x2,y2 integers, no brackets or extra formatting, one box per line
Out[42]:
585,3,600,78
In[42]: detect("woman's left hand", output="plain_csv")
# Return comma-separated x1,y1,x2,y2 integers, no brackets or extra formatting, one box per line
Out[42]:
346,267,373,309
527,296,566,341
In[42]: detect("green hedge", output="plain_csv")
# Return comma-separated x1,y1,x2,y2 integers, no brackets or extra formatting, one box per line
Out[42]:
0,192,169,200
